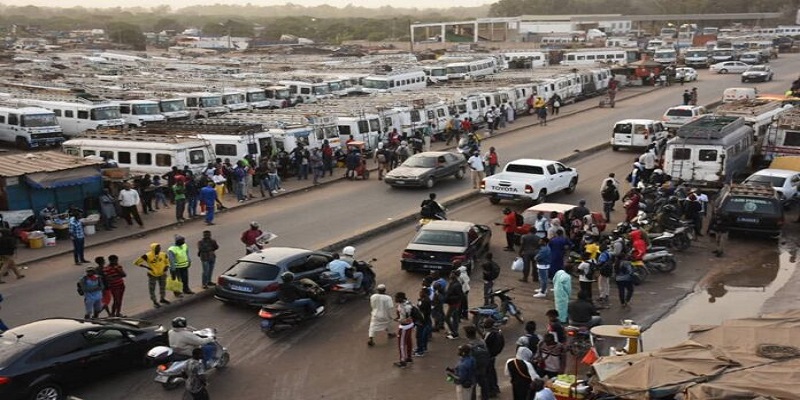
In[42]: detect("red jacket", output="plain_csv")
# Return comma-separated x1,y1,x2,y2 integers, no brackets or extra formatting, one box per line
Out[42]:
502,212,517,233
241,228,263,246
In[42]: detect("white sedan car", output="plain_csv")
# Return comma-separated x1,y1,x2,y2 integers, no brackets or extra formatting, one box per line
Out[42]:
675,67,698,82
709,61,750,74
743,168,800,207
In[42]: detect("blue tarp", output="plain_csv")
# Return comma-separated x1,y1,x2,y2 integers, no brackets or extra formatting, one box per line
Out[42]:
24,167,101,189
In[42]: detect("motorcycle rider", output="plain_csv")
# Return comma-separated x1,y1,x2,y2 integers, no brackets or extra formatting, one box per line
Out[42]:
168,317,216,365
277,272,323,316
240,221,263,254
326,252,364,293
420,193,446,220
340,246,366,292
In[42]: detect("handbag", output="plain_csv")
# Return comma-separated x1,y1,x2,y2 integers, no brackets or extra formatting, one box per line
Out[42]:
166,275,183,292
511,257,524,272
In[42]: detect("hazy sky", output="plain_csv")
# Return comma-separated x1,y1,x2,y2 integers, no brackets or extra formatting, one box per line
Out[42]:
1,0,494,8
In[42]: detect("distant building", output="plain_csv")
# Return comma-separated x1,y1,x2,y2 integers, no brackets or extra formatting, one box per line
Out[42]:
175,36,251,50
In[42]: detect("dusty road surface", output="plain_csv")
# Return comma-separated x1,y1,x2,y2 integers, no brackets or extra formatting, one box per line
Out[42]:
1,54,798,400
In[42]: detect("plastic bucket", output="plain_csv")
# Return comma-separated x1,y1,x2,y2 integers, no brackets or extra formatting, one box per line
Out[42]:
44,237,56,247
84,225,96,236
29,237,44,249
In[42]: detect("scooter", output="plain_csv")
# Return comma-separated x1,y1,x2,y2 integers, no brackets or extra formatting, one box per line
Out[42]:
259,279,326,337
146,328,230,390
317,259,377,303
469,288,523,332
644,247,677,273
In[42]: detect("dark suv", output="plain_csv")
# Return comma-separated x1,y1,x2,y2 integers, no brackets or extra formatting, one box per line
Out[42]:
713,183,784,237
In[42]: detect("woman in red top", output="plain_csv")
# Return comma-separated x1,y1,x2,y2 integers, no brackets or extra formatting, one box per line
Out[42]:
102,254,127,317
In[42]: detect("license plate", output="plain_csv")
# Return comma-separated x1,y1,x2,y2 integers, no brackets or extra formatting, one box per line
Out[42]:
496,193,514,199
229,284,253,293
395,180,404,185
154,375,169,383
425,264,442,270
737,217,760,224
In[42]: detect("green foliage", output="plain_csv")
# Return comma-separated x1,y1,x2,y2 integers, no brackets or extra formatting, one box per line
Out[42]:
106,21,146,50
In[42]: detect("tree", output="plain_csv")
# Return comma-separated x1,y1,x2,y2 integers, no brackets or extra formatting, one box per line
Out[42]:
106,22,146,50
153,17,183,33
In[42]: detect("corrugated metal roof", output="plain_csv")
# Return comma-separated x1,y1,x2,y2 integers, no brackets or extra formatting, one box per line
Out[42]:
0,151,102,177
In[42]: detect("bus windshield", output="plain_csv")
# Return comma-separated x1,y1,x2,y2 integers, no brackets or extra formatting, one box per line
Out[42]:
21,114,58,127
133,104,161,115
200,97,223,107
362,79,390,90
160,100,186,112
91,107,121,120
222,94,245,104
313,85,331,96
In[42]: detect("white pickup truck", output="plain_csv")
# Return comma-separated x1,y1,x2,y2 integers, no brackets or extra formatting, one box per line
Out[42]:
479,159,579,204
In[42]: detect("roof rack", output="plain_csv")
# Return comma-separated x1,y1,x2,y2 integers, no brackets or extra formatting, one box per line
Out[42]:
728,183,777,198
776,108,800,129
715,99,783,117
75,131,205,143
676,115,745,139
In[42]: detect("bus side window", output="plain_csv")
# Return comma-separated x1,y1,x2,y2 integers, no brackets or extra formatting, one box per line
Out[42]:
83,150,96,157
137,153,152,165
77,111,89,120
65,110,74,118
0,115,4,123
155,154,172,167
53,109,62,117
7,114,18,125
118,152,131,164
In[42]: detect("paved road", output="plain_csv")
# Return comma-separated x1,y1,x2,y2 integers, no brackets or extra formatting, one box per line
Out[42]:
2,55,797,399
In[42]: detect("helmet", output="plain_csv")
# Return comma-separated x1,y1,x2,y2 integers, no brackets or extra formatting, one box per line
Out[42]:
342,246,356,257
280,271,294,283
250,221,260,229
668,196,679,205
171,317,187,328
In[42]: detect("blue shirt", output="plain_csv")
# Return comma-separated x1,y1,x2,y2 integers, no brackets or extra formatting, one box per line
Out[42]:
327,259,351,280
68,217,84,239
455,355,475,386
199,186,217,205
535,245,552,265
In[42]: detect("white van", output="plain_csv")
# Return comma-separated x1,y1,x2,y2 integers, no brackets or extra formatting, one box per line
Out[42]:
117,100,166,128
611,119,669,151
156,98,191,121
63,133,212,175
722,87,757,103
221,91,249,112
16,99,125,136
183,92,228,119
0,105,64,149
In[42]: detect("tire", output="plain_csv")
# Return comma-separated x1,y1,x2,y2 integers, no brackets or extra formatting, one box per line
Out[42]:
612,146,619,151
535,190,547,205
565,178,577,194
425,177,435,189
455,168,465,179
15,137,30,150
29,382,63,400
719,69,727,74
676,235,691,251
489,197,501,205
216,352,230,369
162,376,182,390
653,258,677,273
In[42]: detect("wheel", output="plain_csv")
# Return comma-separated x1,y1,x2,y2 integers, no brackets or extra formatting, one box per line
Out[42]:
264,329,280,338
741,78,746,83
719,69,727,74
216,352,230,368
612,146,619,151
455,168,465,179
676,235,691,251
15,137,30,150
489,197,501,205
535,190,547,204
425,177,435,189
653,258,677,273
565,178,577,194
162,376,182,390
29,382,63,400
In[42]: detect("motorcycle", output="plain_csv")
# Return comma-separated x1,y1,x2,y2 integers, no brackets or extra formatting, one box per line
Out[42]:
146,328,230,390
258,279,326,337
644,246,677,273
317,258,377,303
565,325,593,356
469,288,523,332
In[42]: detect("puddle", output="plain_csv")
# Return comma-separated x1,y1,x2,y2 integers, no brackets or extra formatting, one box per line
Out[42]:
643,245,796,348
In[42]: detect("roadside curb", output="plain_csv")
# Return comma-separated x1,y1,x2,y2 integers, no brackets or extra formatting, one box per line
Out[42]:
17,87,657,268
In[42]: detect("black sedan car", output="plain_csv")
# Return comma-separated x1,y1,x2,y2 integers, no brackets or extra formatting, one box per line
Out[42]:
0,317,167,400
384,151,467,188
401,220,492,274
215,247,333,305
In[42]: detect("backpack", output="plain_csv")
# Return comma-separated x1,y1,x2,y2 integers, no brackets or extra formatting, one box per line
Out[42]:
471,342,491,373
409,304,425,325
484,261,500,281
522,333,540,354
597,252,614,278
515,212,524,227
484,330,505,357
582,260,596,280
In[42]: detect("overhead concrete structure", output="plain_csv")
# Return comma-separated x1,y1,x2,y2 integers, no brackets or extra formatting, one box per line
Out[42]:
410,12,785,44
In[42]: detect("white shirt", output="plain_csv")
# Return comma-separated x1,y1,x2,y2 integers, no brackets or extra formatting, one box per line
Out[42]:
639,151,656,169
600,177,620,191
369,293,394,320
118,188,140,207
467,155,485,172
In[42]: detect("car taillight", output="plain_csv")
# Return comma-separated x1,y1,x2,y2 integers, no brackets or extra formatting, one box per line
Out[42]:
0,376,10,385
156,365,168,372
331,284,345,291
258,309,274,318
524,184,533,194
451,255,467,264
217,276,225,285
567,329,577,337
262,282,280,293
480,179,486,190
402,251,416,259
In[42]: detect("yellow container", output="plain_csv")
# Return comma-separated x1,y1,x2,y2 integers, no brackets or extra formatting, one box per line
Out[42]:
29,237,44,249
